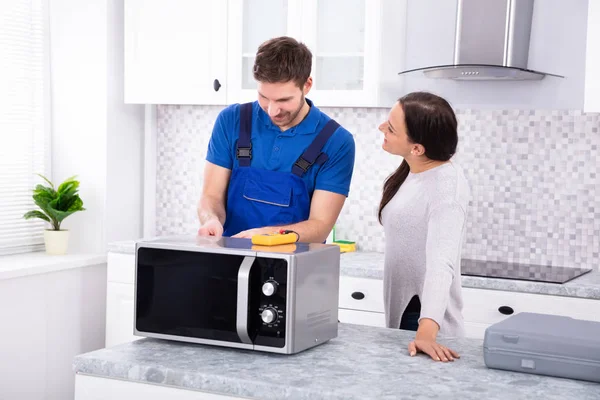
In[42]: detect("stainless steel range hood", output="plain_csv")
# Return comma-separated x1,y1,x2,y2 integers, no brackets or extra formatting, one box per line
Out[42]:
399,0,563,81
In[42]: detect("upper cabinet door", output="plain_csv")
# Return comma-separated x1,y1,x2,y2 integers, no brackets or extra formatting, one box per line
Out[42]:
299,0,406,108
300,0,380,107
585,0,600,113
227,0,303,104
124,0,228,105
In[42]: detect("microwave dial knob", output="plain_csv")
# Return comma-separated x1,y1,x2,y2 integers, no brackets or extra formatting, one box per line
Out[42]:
262,281,278,296
261,308,278,324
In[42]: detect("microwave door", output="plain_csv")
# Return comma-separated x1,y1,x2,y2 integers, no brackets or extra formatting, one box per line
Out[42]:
135,247,257,344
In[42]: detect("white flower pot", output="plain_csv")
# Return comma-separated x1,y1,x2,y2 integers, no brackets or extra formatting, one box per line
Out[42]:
44,230,69,255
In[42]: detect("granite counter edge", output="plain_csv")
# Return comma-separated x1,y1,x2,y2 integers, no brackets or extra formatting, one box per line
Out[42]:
72,356,347,400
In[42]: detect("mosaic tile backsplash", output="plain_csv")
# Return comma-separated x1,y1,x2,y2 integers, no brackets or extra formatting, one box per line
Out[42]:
156,105,600,270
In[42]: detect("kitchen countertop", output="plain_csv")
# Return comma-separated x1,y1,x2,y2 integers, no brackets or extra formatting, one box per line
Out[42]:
73,323,599,400
108,240,600,300
340,252,600,300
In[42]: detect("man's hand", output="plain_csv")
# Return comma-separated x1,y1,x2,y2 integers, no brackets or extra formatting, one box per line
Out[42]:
196,162,230,236
231,227,276,239
197,218,224,237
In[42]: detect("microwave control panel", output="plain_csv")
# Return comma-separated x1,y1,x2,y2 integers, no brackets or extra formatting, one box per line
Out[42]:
250,257,287,348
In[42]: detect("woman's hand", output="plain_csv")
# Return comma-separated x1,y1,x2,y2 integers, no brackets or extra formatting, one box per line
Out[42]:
408,339,460,362
408,318,460,362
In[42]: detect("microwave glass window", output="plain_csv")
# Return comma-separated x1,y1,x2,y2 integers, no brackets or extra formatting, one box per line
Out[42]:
136,247,246,343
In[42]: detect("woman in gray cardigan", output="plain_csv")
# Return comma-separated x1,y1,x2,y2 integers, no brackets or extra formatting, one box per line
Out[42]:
378,92,470,363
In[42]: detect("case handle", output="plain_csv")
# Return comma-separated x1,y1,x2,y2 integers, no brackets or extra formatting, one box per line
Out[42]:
236,256,256,344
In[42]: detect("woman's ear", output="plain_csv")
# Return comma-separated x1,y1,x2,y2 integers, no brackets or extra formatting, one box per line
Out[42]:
412,144,425,156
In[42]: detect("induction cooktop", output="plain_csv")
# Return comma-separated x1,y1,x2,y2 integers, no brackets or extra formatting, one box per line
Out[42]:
461,259,592,284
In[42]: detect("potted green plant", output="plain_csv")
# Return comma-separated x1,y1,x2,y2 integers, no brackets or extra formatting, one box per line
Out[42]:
23,174,85,255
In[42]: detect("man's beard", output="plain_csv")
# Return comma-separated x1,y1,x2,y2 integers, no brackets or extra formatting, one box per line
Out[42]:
272,94,305,127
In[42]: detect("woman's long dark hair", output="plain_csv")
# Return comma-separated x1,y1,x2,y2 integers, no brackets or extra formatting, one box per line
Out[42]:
378,92,458,223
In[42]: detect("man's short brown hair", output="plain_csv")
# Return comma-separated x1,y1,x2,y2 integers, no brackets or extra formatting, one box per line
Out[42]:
253,36,312,88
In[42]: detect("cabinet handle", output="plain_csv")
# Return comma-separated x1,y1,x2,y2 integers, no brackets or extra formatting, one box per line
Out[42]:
351,291,365,300
213,79,221,92
498,306,514,315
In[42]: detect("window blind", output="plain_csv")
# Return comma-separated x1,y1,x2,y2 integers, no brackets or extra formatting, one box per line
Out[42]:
0,0,50,255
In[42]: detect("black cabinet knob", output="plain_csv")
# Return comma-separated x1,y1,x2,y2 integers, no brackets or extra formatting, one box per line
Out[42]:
498,306,514,315
213,79,221,92
351,292,365,300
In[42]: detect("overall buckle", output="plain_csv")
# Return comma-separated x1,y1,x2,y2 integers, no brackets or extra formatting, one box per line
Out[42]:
294,156,313,172
236,147,252,158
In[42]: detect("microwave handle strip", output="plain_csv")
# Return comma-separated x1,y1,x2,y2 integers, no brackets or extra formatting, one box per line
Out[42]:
236,256,256,344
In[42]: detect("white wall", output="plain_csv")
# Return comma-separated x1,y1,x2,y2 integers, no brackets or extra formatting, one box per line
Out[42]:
49,0,108,253
0,265,107,400
106,0,145,244
585,0,600,112
49,0,144,254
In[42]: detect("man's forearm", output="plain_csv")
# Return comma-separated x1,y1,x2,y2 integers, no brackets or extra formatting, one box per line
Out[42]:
197,195,226,225
269,219,331,243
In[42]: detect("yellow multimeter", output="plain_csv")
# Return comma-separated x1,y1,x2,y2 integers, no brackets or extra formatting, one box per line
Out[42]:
251,229,299,246
251,243,297,253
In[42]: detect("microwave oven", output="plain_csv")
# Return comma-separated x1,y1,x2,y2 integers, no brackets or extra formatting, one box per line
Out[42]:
134,235,340,354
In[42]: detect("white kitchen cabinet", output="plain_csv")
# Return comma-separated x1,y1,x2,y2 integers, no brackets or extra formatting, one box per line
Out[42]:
584,0,600,112
338,275,387,327
338,309,386,328
339,276,385,312
299,0,402,107
226,0,406,107
124,0,228,105
106,282,139,347
226,0,303,104
105,252,139,347
338,275,600,340
461,287,600,339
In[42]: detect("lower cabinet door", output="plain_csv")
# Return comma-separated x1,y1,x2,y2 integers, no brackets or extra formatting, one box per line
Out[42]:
339,276,385,313
463,321,490,340
461,287,600,339
338,308,386,328
106,282,140,347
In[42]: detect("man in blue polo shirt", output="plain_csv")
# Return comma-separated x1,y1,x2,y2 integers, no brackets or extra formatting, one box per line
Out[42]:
197,36,355,243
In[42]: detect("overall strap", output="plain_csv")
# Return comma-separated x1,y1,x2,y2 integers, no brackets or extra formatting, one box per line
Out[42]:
236,102,253,167
292,119,340,177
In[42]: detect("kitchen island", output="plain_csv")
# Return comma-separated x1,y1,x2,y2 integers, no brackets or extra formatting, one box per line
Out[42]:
73,323,599,400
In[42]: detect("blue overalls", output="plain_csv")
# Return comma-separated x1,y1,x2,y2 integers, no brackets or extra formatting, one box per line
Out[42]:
222,102,340,237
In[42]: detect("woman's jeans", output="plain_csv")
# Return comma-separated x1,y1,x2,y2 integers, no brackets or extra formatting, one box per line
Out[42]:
399,295,421,331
